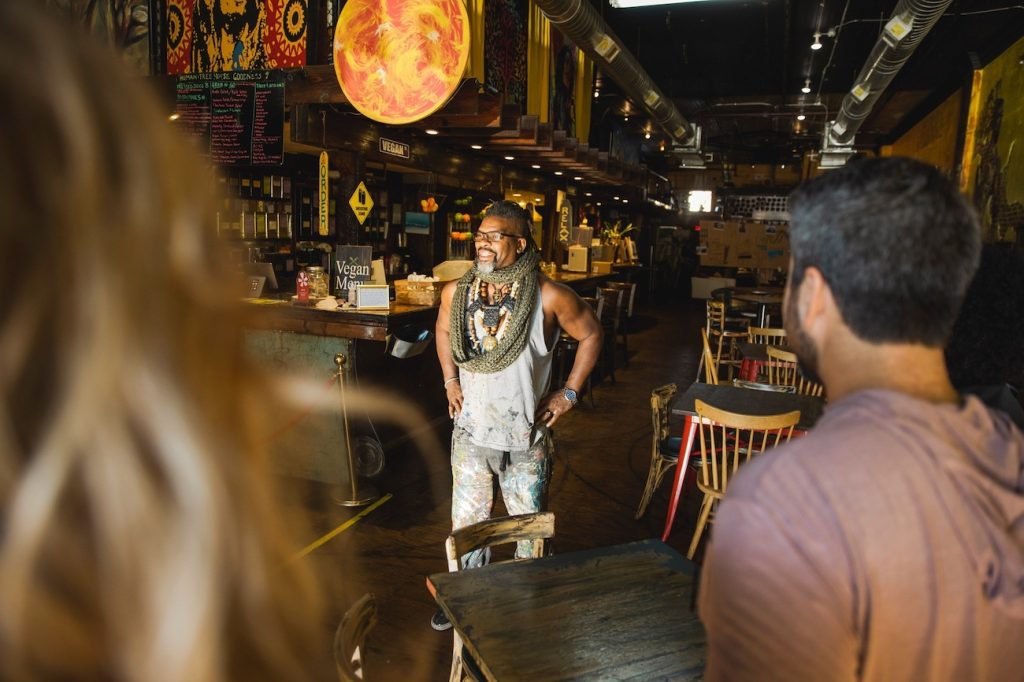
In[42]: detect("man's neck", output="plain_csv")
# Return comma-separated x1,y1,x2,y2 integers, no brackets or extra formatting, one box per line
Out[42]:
821,340,959,405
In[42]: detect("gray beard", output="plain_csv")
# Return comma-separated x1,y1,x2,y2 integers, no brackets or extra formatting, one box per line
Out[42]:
476,261,495,274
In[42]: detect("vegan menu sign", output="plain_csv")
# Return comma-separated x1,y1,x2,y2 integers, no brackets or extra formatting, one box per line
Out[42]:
173,70,284,166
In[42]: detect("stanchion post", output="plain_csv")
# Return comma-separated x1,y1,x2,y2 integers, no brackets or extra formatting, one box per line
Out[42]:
333,352,379,507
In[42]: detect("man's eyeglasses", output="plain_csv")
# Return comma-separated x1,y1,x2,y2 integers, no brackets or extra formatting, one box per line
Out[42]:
473,231,519,243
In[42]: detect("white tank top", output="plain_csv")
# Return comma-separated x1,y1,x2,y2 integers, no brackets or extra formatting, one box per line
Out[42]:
456,290,555,449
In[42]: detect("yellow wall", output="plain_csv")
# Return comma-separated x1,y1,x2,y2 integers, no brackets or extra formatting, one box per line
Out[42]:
885,90,962,172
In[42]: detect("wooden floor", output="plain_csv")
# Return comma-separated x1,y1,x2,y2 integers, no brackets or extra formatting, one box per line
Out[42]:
285,295,708,681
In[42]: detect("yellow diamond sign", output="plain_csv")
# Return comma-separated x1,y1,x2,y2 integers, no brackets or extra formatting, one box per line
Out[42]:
349,181,374,225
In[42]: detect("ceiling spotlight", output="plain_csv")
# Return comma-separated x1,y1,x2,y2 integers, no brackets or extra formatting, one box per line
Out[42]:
425,128,439,135
624,115,629,122
594,90,600,98
596,202,602,206
585,192,593,196
554,170,563,176
801,79,811,94
470,144,482,150
531,164,541,169
644,132,651,139
574,176,583,181
622,199,628,204
504,155,515,161
797,113,806,121
811,33,822,50
613,196,620,200
168,113,180,121
513,192,522,197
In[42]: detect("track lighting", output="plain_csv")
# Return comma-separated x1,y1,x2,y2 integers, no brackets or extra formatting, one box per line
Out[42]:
811,33,822,50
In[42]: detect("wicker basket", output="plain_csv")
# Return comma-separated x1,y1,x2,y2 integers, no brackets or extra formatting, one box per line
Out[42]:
394,279,444,306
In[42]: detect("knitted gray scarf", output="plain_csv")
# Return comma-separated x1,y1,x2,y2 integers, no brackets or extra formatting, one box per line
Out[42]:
450,249,540,373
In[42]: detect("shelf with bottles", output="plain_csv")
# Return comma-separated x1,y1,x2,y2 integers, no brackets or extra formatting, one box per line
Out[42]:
216,169,295,240
446,194,488,260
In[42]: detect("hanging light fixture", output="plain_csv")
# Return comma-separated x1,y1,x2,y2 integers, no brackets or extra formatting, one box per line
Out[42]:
811,33,823,50
801,79,811,94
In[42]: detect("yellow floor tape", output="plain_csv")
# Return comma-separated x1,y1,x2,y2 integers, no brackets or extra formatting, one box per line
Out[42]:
292,492,393,561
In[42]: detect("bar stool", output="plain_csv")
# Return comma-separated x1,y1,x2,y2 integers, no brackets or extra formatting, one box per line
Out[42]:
553,296,601,408
604,281,636,367
597,287,626,383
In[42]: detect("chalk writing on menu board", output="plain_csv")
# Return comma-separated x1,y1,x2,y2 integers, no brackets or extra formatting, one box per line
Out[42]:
173,70,284,166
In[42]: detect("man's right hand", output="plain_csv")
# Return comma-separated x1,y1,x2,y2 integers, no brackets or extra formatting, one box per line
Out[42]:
446,380,464,418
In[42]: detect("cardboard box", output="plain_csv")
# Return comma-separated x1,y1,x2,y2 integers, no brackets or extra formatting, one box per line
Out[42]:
592,260,613,275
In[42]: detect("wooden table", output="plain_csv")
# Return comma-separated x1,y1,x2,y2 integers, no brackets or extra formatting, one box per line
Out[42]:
729,287,784,327
426,539,706,681
737,341,791,381
662,382,825,541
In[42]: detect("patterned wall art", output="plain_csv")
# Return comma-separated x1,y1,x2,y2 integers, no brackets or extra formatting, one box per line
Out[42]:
44,0,150,73
549,28,577,136
960,34,1024,244
484,0,528,111
166,0,307,75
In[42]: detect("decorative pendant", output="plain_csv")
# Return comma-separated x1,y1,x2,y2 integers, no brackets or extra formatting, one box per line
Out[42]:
482,334,498,352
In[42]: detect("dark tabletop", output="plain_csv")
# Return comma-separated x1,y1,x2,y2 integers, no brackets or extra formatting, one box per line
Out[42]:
427,539,706,681
672,382,825,431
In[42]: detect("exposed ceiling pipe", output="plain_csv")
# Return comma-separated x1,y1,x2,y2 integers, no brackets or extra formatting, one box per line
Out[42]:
533,0,693,145
829,0,953,145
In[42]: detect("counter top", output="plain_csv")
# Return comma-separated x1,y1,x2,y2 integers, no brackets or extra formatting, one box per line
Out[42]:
244,298,439,341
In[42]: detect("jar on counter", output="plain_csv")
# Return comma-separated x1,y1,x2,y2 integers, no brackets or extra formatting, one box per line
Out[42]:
306,266,328,299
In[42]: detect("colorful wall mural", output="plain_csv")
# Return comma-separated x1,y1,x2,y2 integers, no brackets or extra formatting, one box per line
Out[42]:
43,0,150,74
549,29,577,136
484,0,528,111
166,0,308,75
960,34,1024,245
886,90,962,174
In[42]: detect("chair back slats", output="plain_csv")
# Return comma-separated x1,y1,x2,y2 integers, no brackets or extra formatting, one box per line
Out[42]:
651,383,678,443
700,329,720,385
748,326,787,345
597,287,625,326
694,399,800,497
765,346,825,397
335,593,378,682
446,512,556,571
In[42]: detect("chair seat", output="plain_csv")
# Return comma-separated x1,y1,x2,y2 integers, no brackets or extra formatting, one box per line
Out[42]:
659,436,682,458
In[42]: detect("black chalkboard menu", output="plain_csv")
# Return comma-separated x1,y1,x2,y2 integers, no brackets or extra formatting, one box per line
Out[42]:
174,70,285,166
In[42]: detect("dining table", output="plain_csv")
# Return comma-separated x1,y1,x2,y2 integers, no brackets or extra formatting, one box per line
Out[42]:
729,286,784,327
737,341,791,381
662,382,826,541
426,538,706,681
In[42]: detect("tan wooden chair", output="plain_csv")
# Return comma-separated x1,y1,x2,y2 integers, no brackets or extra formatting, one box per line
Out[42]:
701,328,721,385
698,299,749,382
635,383,681,519
766,345,825,397
747,326,787,345
334,593,378,681
443,512,556,681
687,400,801,559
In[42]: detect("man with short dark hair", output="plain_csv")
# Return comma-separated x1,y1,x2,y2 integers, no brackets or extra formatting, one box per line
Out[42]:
699,157,1024,680
430,201,602,631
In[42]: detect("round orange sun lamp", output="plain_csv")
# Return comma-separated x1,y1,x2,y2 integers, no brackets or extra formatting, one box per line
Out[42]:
333,0,471,125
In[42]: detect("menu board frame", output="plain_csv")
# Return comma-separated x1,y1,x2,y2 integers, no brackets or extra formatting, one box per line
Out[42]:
173,70,285,166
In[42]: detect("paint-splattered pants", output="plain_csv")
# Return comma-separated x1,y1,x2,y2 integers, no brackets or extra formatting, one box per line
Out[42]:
450,425,553,569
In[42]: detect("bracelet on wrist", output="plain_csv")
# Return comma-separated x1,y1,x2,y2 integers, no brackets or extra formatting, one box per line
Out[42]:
444,376,460,388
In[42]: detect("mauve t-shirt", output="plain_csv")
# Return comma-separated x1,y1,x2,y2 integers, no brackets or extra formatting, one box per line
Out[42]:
699,389,1024,681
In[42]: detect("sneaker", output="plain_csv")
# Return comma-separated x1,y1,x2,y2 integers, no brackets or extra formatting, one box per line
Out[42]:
430,608,452,631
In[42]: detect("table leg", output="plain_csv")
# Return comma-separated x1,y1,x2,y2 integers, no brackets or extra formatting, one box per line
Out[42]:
757,303,768,328
662,416,697,542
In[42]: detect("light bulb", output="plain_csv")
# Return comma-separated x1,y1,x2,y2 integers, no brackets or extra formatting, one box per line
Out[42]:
811,34,822,50
797,113,806,121
801,80,811,94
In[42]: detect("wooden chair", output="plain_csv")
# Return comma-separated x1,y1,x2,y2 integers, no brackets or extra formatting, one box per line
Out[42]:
443,513,556,682
635,383,682,519
696,300,750,382
747,326,787,345
334,593,378,681
766,345,825,397
687,400,801,559
597,287,626,382
554,296,601,408
605,281,636,366
700,328,720,385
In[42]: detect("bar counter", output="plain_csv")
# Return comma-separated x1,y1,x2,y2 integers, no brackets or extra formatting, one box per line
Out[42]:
243,297,446,486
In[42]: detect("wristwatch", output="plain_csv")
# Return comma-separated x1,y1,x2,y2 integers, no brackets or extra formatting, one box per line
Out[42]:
562,387,579,406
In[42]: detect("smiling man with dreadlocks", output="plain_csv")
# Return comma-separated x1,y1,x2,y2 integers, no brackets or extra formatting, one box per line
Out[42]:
430,201,602,631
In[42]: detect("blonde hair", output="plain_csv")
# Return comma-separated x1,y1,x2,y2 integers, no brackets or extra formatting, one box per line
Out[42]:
0,3,326,680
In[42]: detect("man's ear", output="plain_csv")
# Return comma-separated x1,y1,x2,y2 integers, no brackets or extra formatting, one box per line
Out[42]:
798,266,830,330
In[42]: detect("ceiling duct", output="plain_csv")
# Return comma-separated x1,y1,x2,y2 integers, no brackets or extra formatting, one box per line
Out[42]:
534,0,693,145
829,0,953,146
